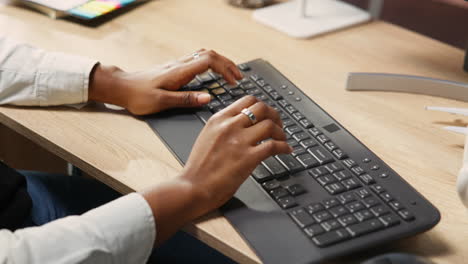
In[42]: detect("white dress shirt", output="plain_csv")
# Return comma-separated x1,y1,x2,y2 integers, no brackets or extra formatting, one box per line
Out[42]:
0,37,156,263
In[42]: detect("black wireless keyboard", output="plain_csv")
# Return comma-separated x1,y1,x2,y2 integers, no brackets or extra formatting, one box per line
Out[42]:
145,59,440,264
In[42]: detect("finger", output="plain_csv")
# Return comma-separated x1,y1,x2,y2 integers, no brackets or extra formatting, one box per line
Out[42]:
157,90,211,111
251,140,293,163
160,50,242,90
244,119,287,144
234,101,282,128
220,95,258,116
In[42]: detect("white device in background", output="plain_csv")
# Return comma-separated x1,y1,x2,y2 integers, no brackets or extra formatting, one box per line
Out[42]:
253,0,383,38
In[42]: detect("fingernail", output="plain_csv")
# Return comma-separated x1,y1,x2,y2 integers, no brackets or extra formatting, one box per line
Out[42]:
197,93,211,104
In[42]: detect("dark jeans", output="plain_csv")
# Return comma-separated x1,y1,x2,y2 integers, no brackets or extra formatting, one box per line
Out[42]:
22,170,236,264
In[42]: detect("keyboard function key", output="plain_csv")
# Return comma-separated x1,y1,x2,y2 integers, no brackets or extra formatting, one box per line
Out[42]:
289,208,315,228
285,105,298,114
359,174,376,185
316,134,330,144
262,85,274,93
332,149,348,160
379,192,394,202
285,125,302,135
308,127,322,137
293,132,310,142
342,158,357,168
351,166,366,176
283,119,295,128
297,118,313,129
371,184,385,194
324,141,338,151
262,180,280,191
238,63,250,71
269,91,283,100
389,200,404,211
292,112,305,121
300,138,318,149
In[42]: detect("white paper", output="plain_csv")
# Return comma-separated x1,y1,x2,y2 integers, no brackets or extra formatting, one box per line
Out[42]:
26,0,88,11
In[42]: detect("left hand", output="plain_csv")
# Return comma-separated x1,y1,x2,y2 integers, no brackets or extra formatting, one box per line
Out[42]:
88,49,243,115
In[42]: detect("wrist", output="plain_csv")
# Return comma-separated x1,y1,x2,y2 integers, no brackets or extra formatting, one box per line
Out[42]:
88,63,128,107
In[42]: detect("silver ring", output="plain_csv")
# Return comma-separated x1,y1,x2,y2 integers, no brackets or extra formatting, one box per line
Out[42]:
241,108,257,125
192,52,200,60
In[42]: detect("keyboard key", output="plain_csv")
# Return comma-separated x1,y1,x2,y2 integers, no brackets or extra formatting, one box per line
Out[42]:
324,141,338,151
285,125,302,135
338,214,358,227
370,205,390,217
277,196,297,209
371,184,385,194
262,85,274,93
241,82,256,90
206,82,221,90
279,111,288,120
223,99,236,106
270,187,289,199
245,88,262,95
212,87,227,95
346,219,384,237
277,99,290,108
293,132,310,142
256,94,268,101
275,154,303,173
292,112,305,121
285,105,298,114
217,93,233,102
287,138,300,147
359,174,376,185
323,198,340,209
262,180,280,191
238,63,250,71
299,119,313,129
250,74,260,81
256,79,267,87
354,210,374,222
300,138,318,149
316,134,330,144
207,99,222,111
325,183,346,195
342,178,362,190
285,184,307,196
303,225,325,238
380,192,394,202
269,91,283,100
342,158,357,168
292,146,307,157
308,167,329,178
306,203,325,214
398,209,415,221
362,197,380,208
229,88,246,97
321,219,341,231
379,214,401,227
317,175,338,186
312,211,333,223
289,208,315,228
197,72,214,83
355,188,371,198
332,149,348,160
324,162,344,173
251,164,273,182
312,229,350,247
333,171,352,181
283,119,295,128
337,193,356,204
296,153,319,168
389,200,404,211
329,206,348,217
351,166,366,176
262,157,287,177
308,127,322,137
308,146,334,165
346,201,365,213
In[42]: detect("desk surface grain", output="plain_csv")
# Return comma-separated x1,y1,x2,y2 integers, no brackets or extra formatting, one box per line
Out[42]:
1,0,468,263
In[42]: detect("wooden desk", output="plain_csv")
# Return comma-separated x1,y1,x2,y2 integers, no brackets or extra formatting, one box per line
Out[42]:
1,0,468,263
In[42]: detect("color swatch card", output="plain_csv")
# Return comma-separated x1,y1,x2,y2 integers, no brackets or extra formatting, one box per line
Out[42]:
68,0,138,20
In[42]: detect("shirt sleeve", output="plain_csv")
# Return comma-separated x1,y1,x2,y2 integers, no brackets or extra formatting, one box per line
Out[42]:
0,36,97,106
0,193,156,264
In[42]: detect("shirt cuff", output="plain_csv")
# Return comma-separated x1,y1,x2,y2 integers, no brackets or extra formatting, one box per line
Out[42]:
82,193,156,263
36,52,97,106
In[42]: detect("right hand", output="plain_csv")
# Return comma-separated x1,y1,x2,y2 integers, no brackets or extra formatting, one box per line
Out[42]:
181,95,293,213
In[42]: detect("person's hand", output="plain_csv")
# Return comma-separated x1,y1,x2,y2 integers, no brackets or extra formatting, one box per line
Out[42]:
88,49,243,115
141,96,293,244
